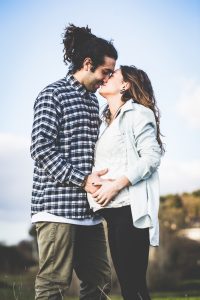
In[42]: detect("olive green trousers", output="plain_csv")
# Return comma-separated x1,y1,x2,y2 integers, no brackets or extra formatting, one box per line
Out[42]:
35,222,111,300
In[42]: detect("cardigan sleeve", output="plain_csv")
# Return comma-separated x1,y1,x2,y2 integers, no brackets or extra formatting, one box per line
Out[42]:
125,107,162,185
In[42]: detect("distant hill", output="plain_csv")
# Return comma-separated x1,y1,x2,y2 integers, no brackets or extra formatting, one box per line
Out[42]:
159,189,200,231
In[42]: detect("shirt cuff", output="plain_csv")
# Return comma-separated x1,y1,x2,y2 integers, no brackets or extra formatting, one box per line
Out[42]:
125,170,141,186
69,167,86,187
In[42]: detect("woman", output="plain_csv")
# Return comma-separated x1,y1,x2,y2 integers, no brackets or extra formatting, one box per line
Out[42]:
87,65,164,300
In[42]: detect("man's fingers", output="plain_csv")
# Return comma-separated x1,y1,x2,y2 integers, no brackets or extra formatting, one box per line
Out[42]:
92,182,103,186
92,191,100,198
96,168,108,176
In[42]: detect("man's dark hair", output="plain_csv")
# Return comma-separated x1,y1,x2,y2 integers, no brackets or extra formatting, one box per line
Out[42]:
63,24,118,73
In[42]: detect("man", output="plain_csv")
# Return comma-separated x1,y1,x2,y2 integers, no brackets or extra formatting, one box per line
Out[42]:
30,24,117,300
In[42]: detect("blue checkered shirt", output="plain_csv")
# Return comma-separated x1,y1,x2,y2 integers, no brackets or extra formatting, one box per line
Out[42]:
30,73,100,218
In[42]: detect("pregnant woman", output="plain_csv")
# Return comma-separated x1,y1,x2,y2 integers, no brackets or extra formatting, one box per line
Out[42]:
87,65,164,300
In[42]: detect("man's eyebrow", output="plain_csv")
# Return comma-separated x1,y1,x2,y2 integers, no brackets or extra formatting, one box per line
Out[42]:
103,68,114,73
103,68,113,71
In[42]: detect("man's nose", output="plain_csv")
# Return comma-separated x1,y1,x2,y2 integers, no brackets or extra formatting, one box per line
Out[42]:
102,75,110,83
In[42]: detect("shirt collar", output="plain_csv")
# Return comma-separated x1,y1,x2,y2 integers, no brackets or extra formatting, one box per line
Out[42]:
66,71,88,97
120,99,136,114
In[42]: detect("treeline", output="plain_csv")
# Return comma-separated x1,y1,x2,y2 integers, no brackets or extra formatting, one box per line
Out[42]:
0,189,200,294
159,189,200,230
148,189,200,291
0,241,35,274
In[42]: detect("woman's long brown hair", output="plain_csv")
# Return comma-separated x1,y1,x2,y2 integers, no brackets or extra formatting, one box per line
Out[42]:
102,65,165,154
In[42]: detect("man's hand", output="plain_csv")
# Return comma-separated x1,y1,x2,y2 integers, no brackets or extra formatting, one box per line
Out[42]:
83,168,108,193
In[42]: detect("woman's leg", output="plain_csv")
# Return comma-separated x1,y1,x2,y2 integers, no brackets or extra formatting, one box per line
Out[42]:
101,206,151,300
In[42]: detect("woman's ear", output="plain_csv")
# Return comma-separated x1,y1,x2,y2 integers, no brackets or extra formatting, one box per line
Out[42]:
124,81,130,91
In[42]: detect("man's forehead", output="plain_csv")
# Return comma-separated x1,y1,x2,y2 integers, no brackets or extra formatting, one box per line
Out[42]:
102,56,116,69
102,67,114,72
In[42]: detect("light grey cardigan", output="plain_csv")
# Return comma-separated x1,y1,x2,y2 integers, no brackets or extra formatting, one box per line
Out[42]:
118,99,162,246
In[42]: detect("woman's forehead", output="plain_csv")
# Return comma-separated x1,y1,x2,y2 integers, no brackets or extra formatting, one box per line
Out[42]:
113,69,122,75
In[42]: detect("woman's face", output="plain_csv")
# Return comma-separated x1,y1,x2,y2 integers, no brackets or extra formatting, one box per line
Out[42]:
99,68,124,97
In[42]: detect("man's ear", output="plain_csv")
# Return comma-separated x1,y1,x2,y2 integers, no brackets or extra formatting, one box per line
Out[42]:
83,57,93,71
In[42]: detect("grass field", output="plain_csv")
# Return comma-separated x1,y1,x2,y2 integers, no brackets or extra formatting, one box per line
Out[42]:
1,291,200,300
1,271,200,300
1,288,200,300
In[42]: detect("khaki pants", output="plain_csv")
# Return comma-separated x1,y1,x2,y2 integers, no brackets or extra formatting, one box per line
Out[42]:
35,222,111,300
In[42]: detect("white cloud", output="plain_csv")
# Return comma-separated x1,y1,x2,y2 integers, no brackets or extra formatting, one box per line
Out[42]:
0,132,33,214
0,219,32,246
0,133,29,150
0,133,33,244
159,157,200,195
176,79,200,129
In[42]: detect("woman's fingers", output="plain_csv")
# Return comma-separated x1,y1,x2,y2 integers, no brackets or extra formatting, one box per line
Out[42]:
101,199,110,207
96,197,107,204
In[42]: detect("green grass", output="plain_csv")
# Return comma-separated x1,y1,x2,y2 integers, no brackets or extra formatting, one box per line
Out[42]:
1,289,200,300
1,288,200,300
0,271,35,300
1,271,200,300
152,299,200,300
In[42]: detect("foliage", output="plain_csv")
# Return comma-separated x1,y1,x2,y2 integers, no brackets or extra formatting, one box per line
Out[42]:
0,242,36,274
159,192,200,231
0,189,200,297
192,189,200,197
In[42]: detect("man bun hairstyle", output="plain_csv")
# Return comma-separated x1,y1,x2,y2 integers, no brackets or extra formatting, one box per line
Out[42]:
63,24,94,64
63,23,118,72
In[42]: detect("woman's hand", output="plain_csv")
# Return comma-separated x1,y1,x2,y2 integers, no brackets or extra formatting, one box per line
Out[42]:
91,176,131,207
91,180,119,207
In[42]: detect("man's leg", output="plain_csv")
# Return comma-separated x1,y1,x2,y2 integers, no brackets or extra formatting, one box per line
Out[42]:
35,222,76,300
74,223,111,300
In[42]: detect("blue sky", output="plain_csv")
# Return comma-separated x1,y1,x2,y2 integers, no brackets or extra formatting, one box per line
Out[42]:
0,0,200,244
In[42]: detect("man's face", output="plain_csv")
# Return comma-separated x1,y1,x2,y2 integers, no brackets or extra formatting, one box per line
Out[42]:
99,69,124,97
84,56,116,92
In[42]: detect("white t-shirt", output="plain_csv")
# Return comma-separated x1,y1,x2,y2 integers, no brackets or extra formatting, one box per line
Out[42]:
31,211,102,225
88,115,130,211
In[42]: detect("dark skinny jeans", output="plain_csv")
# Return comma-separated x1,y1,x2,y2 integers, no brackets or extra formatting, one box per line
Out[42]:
100,205,151,300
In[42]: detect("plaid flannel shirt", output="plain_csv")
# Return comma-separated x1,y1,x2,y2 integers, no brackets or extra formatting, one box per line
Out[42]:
30,73,100,218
